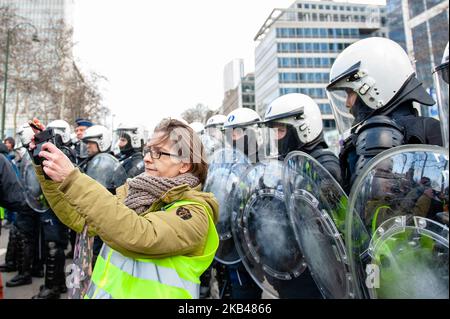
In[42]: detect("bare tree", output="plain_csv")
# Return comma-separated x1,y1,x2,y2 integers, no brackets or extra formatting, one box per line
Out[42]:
0,5,108,133
181,103,216,124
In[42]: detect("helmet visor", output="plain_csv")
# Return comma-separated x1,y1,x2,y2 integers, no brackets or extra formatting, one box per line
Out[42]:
433,64,449,149
205,126,224,143
327,89,355,135
78,140,89,159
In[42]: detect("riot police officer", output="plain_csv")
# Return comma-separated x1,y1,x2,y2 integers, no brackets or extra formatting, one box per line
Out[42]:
202,114,227,157
326,37,443,194
228,96,342,299
328,38,448,299
217,108,263,299
262,93,342,183
73,118,93,164
113,124,145,178
224,108,263,164
5,124,44,288
31,120,77,299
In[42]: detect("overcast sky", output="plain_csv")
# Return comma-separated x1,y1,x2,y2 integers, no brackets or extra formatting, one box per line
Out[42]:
73,0,386,131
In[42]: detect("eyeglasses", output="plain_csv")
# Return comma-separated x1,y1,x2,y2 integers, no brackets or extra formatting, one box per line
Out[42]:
143,147,179,159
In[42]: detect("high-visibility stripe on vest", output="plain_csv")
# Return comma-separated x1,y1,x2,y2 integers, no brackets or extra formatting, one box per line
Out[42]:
0,207,4,220
84,199,219,299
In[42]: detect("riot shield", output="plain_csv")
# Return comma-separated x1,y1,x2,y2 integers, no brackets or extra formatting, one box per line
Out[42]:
283,151,355,299
231,159,309,298
201,134,224,159
85,153,128,191
20,152,49,213
347,144,449,299
204,147,252,264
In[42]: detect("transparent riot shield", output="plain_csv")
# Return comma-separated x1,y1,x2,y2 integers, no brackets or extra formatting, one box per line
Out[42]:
20,152,49,213
204,147,252,264
201,133,224,159
283,151,355,299
347,145,449,299
85,153,128,191
231,159,309,298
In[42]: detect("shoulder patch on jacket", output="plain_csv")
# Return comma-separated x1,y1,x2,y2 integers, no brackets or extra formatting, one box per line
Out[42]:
176,207,192,220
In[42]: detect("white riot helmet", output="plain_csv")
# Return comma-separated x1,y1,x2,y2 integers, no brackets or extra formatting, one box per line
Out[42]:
204,114,226,144
224,107,261,129
189,122,205,135
205,114,227,128
114,123,144,152
264,93,323,145
327,37,435,134
224,108,262,160
82,125,112,153
47,119,72,145
16,122,34,148
433,42,449,149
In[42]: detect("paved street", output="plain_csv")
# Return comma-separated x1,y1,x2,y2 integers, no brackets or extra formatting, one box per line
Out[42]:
0,226,68,299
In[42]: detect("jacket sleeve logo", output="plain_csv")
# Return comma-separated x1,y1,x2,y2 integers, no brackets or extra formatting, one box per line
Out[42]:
176,207,192,220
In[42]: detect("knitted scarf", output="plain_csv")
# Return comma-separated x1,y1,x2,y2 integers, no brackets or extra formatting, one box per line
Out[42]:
123,172,200,214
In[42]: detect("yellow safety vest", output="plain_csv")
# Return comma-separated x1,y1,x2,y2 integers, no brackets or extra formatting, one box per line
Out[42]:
84,200,219,299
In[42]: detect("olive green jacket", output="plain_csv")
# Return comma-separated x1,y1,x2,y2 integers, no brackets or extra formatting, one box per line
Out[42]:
34,165,219,260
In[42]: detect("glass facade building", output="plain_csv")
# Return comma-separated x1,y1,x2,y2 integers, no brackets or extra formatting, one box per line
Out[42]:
254,0,387,132
0,0,74,137
0,0,74,33
386,0,448,117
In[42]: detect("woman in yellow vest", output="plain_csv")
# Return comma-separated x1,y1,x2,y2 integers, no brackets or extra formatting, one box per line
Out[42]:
30,118,219,299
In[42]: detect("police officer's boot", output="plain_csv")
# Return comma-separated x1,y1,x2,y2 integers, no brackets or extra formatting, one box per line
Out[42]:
32,242,62,299
31,228,44,278
0,225,18,272
6,234,32,287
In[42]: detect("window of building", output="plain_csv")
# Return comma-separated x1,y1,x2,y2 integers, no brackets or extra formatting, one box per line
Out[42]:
304,28,312,37
319,104,332,114
323,120,336,129
304,4,310,9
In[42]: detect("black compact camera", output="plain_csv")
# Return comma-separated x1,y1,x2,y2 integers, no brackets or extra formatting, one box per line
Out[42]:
32,127,64,179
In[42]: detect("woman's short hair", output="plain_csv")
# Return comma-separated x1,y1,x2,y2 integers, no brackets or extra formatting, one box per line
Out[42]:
151,118,208,184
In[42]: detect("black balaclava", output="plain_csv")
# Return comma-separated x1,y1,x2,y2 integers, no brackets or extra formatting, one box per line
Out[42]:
230,128,259,159
276,124,302,158
350,95,374,126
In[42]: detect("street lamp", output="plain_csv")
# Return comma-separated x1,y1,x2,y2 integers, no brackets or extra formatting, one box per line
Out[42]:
1,23,39,140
